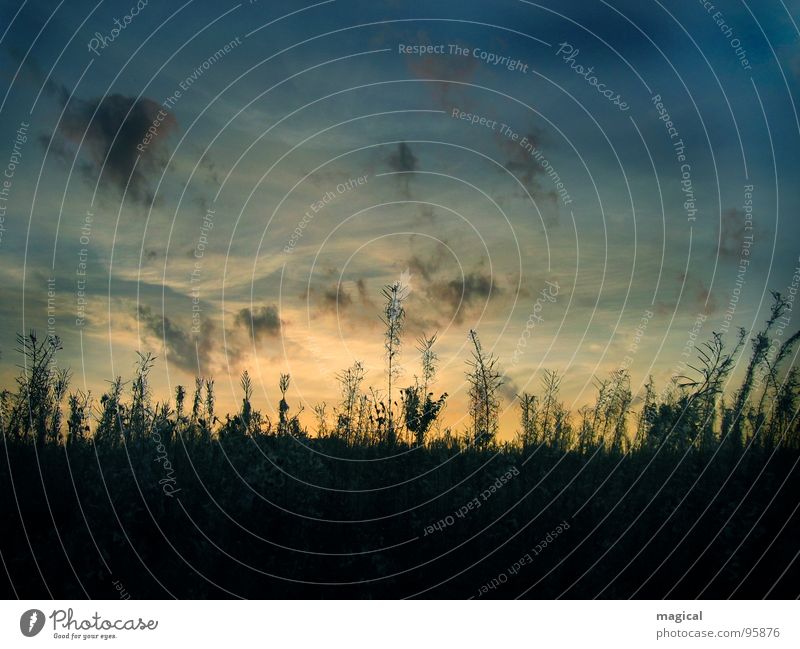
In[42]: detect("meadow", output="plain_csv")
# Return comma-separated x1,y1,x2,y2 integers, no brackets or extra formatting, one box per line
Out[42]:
1,287,798,598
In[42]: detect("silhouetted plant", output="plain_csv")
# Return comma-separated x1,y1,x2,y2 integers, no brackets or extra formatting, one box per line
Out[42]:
381,282,407,446
370,387,388,444
190,377,203,428
49,367,71,444
466,330,503,447
678,329,745,449
635,376,657,449
151,400,173,445
539,370,562,445
220,370,258,439
66,390,91,446
355,393,372,444
129,352,155,444
95,377,124,446
576,405,596,452
516,392,537,449
206,379,215,430
13,332,64,447
402,334,447,447
728,293,788,445
335,361,365,442
1,287,798,457
175,385,186,423
771,367,799,447
314,402,328,438
591,376,610,437
279,373,290,433
0,388,13,439
757,328,800,446
605,370,632,452
276,373,303,436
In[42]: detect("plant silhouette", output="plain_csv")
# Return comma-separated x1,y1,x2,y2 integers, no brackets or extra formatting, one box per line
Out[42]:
1,291,799,598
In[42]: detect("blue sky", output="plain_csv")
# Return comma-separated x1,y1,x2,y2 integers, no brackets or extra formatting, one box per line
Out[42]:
1,0,799,436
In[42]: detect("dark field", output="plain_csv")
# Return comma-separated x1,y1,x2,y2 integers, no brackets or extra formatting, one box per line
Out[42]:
2,436,798,599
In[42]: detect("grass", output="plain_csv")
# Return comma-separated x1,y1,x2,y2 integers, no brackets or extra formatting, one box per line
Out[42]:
0,289,799,598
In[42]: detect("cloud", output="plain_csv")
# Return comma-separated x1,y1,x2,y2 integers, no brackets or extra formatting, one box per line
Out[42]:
401,249,505,327
717,207,750,259
388,141,418,173
684,276,717,315
10,49,69,105
496,126,557,209
406,36,478,110
428,271,500,322
303,278,383,323
234,305,282,341
386,142,418,198
356,278,374,307
44,91,178,204
408,250,445,282
137,305,214,374
655,272,717,316
417,204,436,221
303,283,354,315
500,375,520,402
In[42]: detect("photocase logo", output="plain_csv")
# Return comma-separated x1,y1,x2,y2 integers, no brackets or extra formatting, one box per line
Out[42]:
20,609,45,637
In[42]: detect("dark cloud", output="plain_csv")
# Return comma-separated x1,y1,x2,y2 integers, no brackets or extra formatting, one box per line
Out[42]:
496,127,557,210
304,278,383,321
356,278,374,307
388,141,418,173
234,305,282,341
386,142,418,198
428,271,499,323
402,249,504,327
303,284,354,315
408,250,444,282
44,90,178,204
322,286,352,311
717,207,750,260
137,305,214,374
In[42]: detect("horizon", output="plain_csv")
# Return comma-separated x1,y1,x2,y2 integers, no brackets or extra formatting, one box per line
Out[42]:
1,282,797,443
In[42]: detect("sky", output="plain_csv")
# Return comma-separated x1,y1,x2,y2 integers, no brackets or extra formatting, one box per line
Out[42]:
1,0,799,438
